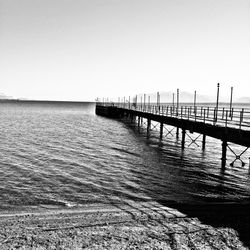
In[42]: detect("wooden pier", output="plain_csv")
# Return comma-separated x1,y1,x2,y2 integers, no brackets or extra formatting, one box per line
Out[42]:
95,101,250,169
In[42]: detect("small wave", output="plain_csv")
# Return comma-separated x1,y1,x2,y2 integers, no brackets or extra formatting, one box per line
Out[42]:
39,200,78,209
109,146,140,157
58,200,78,208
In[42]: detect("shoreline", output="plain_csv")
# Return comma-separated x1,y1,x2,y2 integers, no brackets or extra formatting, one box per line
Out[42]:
0,201,248,249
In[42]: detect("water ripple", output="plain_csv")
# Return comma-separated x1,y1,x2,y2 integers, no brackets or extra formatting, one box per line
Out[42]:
0,101,250,211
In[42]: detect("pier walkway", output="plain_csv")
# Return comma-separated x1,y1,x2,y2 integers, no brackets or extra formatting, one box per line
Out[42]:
96,102,250,168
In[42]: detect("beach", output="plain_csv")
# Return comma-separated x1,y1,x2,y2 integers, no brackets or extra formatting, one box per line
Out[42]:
0,201,247,249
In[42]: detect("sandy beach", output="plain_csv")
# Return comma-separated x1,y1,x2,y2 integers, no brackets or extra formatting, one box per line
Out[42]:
0,201,248,249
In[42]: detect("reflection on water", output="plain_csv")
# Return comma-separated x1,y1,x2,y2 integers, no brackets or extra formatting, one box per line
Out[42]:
123,119,250,204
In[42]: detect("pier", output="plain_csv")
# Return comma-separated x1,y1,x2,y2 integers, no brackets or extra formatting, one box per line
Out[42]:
96,87,250,169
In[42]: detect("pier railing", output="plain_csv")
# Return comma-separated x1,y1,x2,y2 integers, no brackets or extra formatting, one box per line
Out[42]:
96,102,250,131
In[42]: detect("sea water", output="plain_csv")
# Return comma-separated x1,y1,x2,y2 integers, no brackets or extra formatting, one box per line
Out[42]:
0,101,250,212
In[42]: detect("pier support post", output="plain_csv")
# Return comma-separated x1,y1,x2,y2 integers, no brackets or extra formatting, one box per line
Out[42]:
181,129,186,149
160,122,163,140
138,117,140,129
147,119,151,137
202,134,206,150
221,140,227,169
176,127,179,139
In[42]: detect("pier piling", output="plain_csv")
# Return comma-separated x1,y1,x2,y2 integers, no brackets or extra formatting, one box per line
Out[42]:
160,122,163,140
221,140,227,169
138,117,140,129
182,129,186,149
176,127,179,139
202,134,206,150
147,119,151,137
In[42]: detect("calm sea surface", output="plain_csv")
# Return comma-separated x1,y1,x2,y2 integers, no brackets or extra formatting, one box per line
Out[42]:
0,101,250,212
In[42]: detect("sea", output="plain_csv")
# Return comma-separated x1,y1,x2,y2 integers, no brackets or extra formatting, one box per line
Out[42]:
0,100,250,212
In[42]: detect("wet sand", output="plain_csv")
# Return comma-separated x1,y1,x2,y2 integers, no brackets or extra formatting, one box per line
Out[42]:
0,201,248,249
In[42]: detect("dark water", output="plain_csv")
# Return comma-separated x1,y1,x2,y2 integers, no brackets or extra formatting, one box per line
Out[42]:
0,101,250,212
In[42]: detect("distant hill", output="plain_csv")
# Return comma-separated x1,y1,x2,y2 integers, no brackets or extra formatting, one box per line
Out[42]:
235,97,250,103
0,92,13,99
140,91,213,103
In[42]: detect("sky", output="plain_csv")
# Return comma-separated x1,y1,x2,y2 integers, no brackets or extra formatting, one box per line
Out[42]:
0,0,250,101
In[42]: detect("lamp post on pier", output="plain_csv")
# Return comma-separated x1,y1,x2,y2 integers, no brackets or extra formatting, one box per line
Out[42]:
177,88,179,116
158,92,161,113
194,90,197,114
215,83,220,122
229,86,233,117
176,89,180,138
143,94,146,111
148,96,150,112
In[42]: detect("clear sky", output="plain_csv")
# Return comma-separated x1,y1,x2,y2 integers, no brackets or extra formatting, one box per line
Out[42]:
0,0,250,101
